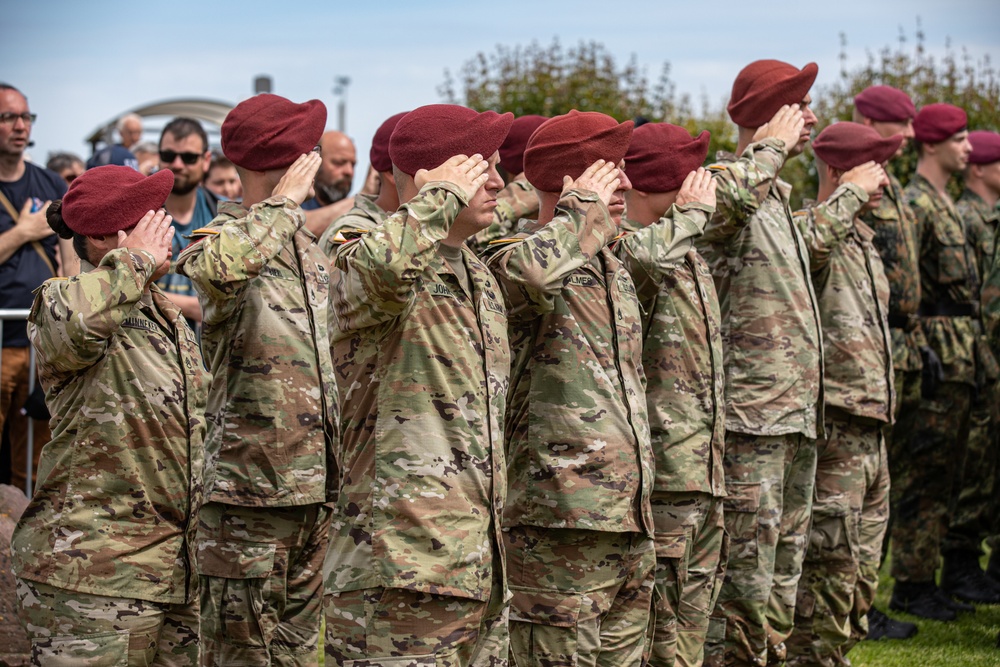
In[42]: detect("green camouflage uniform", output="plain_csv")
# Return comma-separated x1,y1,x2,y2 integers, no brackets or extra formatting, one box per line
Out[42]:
487,189,656,666
614,204,727,667
468,176,539,257
176,196,338,666
859,173,925,568
891,174,981,583
317,192,390,256
14,249,208,666
699,139,823,665
949,189,1000,555
785,189,895,667
696,140,824,667
323,182,510,666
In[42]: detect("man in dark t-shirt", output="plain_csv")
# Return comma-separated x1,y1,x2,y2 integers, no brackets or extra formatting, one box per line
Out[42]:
0,82,67,493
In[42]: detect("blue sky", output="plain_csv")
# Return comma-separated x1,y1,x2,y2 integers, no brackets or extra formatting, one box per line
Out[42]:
5,0,998,190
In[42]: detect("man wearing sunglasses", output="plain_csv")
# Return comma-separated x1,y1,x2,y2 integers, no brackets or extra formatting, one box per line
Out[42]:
156,117,219,325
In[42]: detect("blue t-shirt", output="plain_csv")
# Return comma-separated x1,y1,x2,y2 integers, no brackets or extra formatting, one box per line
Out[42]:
86,144,139,171
0,163,66,347
301,197,321,211
157,187,217,297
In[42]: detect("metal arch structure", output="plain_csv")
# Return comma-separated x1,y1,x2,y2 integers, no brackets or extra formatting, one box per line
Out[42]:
85,97,236,151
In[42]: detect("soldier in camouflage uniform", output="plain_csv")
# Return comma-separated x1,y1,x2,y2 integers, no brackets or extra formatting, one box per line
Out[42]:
612,123,726,667
13,166,207,666
952,129,1000,592
851,85,924,637
175,95,339,665
783,123,896,667
695,60,822,667
323,105,513,667
318,111,407,254
487,111,658,666
890,103,1000,617
467,114,546,256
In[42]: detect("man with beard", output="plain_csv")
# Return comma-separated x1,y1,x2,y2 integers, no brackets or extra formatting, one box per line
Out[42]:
303,129,356,236
156,117,218,325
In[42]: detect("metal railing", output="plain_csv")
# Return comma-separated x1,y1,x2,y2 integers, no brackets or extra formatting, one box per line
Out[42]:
0,308,37,497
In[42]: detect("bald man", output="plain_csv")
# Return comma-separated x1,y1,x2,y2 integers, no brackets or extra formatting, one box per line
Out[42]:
303,130,357,236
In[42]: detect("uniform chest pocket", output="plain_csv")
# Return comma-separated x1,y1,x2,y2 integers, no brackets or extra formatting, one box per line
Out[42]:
933,220,970,285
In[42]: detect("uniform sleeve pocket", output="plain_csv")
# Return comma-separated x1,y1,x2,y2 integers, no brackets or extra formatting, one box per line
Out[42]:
196,539,276,579
722,482,761,570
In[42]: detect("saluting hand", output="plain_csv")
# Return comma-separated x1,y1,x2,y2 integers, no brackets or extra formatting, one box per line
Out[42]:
841,161,888,198
563,159,621,208
117,209,174,269
753,104,806,153
416,154,490,202
273,152,323,205
675,168,717,210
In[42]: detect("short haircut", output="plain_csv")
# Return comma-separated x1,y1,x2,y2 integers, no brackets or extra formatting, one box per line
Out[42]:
46,152,84,173
208,151,234,172
131,141,158,156
160,117,209,153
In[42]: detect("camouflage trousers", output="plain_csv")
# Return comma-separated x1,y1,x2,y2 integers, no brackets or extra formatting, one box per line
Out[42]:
15,577,199,666
785,412,890,667
196,501,331,667
323,572,509,666
649,492,727,667
881,367,922,566
704,432,817,667
890,381,973,582
504,526,655,667
943,379,999,555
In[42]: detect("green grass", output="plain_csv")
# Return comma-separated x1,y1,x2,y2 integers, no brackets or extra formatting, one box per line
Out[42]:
848,553,1000,667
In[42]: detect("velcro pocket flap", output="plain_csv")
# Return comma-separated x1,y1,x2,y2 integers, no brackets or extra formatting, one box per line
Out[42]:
510,588,582,627
722,482,760,513
196,540,276,579
654,530,688,560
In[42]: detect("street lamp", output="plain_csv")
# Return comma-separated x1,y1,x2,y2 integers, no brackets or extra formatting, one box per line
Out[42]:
333,76,351,133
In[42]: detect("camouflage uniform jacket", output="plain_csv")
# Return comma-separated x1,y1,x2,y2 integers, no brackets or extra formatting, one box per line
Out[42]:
697,139,825,438
861,173,927,372
487,190,654,535
176,196,338,507
325,182,509,602
907,175,985,386
468,176,539,256
795,188,896,423
956,189,1000,380
14,249,208,604
318,193,390,257
615,205,726,496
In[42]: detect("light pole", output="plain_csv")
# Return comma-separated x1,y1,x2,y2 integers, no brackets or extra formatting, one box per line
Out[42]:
333,76,351,133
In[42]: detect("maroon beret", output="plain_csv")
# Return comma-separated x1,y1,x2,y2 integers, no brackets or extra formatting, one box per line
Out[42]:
499,115,548,176
728,59,818,129
913,103,967,144
968,130,1000,165
222,94,327,171
524,110,634,193
389,104,514,176
854,85,916,122
62,166,174,237
812,122,902,172
626,123,711,193
369,112,408,173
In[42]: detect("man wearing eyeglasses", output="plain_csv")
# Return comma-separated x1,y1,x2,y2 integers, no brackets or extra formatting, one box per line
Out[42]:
0,83,68,494
156,117,219,325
